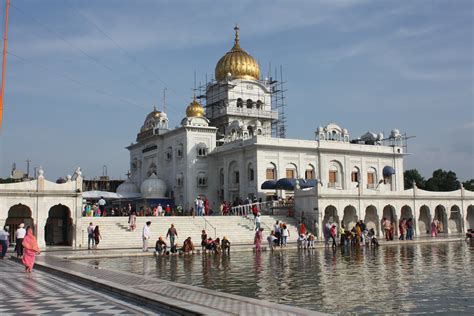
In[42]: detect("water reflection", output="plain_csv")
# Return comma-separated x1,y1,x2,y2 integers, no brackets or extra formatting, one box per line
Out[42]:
86,242,474,314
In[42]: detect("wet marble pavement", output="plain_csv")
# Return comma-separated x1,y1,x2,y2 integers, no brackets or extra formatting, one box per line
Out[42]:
0,258,161,315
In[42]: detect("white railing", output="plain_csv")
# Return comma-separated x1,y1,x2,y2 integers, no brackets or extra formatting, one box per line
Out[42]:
230,200,280,215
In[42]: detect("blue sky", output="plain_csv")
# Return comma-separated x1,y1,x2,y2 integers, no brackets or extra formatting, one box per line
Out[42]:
0,0,472,181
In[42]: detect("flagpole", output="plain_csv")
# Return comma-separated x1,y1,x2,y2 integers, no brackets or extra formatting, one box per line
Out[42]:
0,0,11,130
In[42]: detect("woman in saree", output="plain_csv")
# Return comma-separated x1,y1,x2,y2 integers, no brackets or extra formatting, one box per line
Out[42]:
22,226,40,273
431,219,438,237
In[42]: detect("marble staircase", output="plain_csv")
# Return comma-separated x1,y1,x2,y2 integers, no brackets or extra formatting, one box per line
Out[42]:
79,215,301,249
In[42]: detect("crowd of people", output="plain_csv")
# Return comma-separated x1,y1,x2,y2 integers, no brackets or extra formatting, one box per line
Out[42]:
0,224,41,273
139,221,231,256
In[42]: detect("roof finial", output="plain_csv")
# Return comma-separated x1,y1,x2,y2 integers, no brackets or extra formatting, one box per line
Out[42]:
234,24,240,47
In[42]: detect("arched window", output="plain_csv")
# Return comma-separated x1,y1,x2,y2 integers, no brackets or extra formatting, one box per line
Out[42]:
305,164,315,180
367,167,377,189
197,143,208,157
165,147,172,160
256,100,263,109
176,173,183,187
247,126,254,137
248,163,254,181
219,168,224,186
236,98,243,108
176,143,183,158
328,160,343,188
246,99,253,109
257,128,262,135
266,163,276,180
351,167,360,183
286,163,297,179
197,172,208,187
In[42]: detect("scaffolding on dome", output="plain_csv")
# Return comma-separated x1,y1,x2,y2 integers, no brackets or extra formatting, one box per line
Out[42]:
196,65,288,140
269,65,287,138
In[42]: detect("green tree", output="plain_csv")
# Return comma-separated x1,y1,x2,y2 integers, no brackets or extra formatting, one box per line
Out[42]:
463,179,474,191
0,178,14,184
404,169,425,189
425,169,460,192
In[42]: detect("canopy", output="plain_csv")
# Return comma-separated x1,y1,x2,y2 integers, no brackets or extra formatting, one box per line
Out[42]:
82,190,141,199
275,178,297,190
383,166,396,176
301,179,317,188
261,180,277,190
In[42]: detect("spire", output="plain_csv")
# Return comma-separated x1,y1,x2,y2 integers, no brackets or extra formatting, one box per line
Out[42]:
233,24,240,48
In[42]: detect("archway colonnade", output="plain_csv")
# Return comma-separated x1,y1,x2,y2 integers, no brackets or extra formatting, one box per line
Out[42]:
2,202,77,248
319,201,472,238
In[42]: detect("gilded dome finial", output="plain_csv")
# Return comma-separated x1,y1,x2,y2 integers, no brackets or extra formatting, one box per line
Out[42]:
234,24,240,47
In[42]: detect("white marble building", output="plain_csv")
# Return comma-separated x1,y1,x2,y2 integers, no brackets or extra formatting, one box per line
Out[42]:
0,168,83,247
122,26,473,236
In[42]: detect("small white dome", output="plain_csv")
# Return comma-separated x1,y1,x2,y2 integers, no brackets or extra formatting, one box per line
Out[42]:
117,178,139,194
140,173,167,198
317,126,324,132
391,129,401,138
342,128,349,135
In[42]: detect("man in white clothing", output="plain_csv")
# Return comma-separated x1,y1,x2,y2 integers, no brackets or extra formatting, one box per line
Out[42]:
142,221,152,252
15,223,26,257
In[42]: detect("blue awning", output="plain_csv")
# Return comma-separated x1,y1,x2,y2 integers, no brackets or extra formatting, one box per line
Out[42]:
276,178,297,190
301,179,317,188
383,166,396,176
261,180,277,190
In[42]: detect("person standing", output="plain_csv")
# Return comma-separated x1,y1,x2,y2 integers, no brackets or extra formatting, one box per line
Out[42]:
383,218,392,241
165,204,171,216
0,226,9,259
98,197,106,215
142,221,152,252
431,219,438,237
157,204,163,216
201,230,207,252
87,222,95,250
254,228,263,251
330,225,337,247
166,224,178,249
406,218,414,240
281,223,289,247
399,218,407,240
129,211,137,231
93,226,101,249
255,212,261,231
15,223,26,258
22,226,40,272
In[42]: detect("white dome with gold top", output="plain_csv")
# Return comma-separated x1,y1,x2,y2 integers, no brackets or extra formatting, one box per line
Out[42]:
215,25,260,82
140,106,168,132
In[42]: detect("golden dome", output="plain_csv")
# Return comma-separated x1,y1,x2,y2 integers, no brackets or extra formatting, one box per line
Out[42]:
215,25,260,81
145,106,162,120
186,98,205,117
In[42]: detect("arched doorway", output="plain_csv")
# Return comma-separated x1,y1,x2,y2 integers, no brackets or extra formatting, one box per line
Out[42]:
382,205,397,236
449,205,462,233
401,205,413,220
364,205,379,235
5,204,34,244
45,204,72,246
323,205,339,227
467,205,474,230
343,205,358,229
418,205,431,234
434,205,448,234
